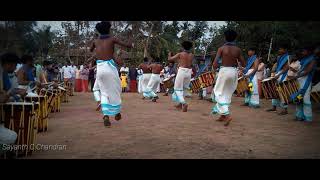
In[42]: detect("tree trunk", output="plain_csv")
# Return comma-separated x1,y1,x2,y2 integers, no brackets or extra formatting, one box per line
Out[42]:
267,37,273,63
144,23,154,58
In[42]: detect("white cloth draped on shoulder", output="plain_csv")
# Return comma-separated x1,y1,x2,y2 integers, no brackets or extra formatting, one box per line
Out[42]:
143,73,160,98
93,60,121,116
212,67,238,115
142,73,151,97
172,67,192,104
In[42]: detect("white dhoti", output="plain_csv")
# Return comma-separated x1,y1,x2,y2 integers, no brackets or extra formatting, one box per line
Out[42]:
93,73,101,102
93,60,121,116
244,69,259,107
0,124,17,145
172,67,192,104
212,67,238,115
296,75,312,121
143,73,160,98
137,75,143,94
142,73,151,97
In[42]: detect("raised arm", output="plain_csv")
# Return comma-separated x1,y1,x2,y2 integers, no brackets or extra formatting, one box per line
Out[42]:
90,40,96,52
213,48,222,70
113,37,133,48
168,53,180,63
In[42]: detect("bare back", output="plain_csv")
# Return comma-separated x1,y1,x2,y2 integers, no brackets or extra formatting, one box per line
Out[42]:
169,52,193,69
149,64,163,74
94,38,115,60
220,45,244,67
93,36,132,61
139,63,152,74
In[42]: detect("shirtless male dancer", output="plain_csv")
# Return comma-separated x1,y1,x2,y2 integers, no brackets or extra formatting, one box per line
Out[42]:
90,21,133,127
144,57,163,102
212,30,246,126
168,41,194,112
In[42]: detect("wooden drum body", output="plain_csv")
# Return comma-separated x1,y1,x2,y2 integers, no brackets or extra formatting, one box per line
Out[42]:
190,78,201,93
261,78,279,99
236,77,248,95
1,102,39,156
163,77,174,90
311,83,320,103
25,95,48,132
276,79,299,104
198,71,215,88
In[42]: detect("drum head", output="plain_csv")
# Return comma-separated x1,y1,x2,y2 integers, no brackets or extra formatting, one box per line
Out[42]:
58,86,66,91
262,78,273,82
27,92,39,97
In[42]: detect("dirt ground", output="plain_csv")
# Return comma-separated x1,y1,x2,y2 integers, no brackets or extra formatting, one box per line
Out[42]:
26,92,320,159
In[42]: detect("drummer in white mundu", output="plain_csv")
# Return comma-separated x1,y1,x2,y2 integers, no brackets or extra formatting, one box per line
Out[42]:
289,47,317,122
266,44,290,115
1,53,27,102
0,53,20,148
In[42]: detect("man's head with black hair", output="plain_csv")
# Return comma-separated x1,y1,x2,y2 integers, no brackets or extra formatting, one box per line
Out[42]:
224,29,237,42
181,41,193,51
143,57,149,63
21,55,34,66
95,21,111,35
248,47,256,56
43,60,53,70
155,57,161,63
1,53,20,73
278,43,289,55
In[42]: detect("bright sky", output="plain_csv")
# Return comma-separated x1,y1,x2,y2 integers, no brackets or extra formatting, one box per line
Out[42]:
37,21,226,33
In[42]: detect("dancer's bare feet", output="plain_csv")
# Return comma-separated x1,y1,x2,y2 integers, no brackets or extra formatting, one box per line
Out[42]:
224,116,232,126
175,103,182,110
103,115,111,127
115,113,122,121
182,104,188,112
266,107,276,112
216,116,225,121
278,109,288,115
96,103,101,111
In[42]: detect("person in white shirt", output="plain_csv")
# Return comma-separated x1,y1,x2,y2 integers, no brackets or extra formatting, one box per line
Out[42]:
62,62,73,95
256,61,266,98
